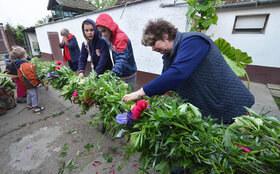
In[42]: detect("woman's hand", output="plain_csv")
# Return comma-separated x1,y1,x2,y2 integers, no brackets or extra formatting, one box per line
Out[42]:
79,73,84,77
122,88,146,102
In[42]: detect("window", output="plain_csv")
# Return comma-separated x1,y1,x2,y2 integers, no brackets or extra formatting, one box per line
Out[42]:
52,7,62,19
232,14,269,34
63,11,73,18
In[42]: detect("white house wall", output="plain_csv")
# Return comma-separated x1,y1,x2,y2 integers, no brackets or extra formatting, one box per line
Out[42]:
206,5,280,68
35,0,189,74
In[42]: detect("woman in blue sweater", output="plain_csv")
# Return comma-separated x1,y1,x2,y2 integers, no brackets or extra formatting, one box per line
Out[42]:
122,19,255,124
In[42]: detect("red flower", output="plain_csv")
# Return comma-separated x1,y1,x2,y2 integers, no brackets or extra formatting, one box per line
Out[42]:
234,143,252,152
72,90,80,104
83,89,95,106
56,61,63,65
131,100,148,119
55,66,61,70
72,90,78,99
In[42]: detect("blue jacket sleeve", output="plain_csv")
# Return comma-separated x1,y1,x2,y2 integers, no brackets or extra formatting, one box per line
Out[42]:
78,43,88,73
67,36,79,49
95,40,111,74
111,48,129,77
143,36,210,96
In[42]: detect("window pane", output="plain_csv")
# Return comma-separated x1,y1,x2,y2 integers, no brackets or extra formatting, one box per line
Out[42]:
235,15,267,29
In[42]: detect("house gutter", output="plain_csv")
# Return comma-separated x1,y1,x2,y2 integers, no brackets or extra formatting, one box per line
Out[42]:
159,0,280,8
159,2,188,8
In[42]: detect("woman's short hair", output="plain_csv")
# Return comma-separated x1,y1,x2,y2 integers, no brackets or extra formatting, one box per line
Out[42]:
9,46,26,60
142,19,178,46
60,28,69,36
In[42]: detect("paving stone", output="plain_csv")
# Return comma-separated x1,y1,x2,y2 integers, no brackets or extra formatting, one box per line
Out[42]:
267,83,280,91
270,89,280,98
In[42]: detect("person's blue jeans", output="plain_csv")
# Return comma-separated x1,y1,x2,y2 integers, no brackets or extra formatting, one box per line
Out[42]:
123,74,136,92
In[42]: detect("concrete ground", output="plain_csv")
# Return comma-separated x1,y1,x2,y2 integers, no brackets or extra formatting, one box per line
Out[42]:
0,86,151,174
0,60,279,174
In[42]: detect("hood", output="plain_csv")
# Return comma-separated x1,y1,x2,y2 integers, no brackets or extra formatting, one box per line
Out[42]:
14,59,28,69
96,13,129,52
96,13,119,38
82,19,100,43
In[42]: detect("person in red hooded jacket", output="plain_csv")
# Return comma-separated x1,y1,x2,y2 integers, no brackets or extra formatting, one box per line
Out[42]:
96,13,137,92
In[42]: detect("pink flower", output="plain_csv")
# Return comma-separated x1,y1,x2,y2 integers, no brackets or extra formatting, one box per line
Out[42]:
72,90,78,98
72,90,80,104
55,66,61,70
56,61,63,65
234,143,252,152
131,100,148,119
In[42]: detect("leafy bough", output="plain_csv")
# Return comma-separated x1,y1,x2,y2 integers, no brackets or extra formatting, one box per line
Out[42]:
33,60,280,174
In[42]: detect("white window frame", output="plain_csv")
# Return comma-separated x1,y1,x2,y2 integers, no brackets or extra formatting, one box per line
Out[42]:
232,14,270,34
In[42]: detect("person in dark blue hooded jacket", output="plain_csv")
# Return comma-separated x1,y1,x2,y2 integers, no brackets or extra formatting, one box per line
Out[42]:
78,19,113,76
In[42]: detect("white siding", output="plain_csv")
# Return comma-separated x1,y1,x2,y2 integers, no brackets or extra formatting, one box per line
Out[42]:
35,0,189,74
36,1,280,74
206,6,280,68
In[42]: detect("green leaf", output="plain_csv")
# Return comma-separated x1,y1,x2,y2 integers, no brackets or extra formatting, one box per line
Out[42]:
61,143,69,151
223,55,246,77
223,129,232,147
60,151,67,157
155,161,169,173
107,156,113,163
84,143,93,152
66,128,77,134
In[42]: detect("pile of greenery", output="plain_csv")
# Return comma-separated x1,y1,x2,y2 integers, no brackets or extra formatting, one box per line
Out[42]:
33,60,280,173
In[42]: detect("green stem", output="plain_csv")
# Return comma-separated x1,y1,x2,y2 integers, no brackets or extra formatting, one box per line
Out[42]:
245,71,250,90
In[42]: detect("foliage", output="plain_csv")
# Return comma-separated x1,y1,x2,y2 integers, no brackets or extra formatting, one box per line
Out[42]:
224,108,280,173
34,60,280,174
36,15,52,25
87,0,117,8
0,101,6,109
185,0,225,32
0,73,16,89
185,0,252,89
33,60,75,90
273,96,280,109
215,38,253,89
4,23,25,46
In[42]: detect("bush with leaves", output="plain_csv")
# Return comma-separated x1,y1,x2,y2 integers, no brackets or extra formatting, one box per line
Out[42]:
34,60,280,173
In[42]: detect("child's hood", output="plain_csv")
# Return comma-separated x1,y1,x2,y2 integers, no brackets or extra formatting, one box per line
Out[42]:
14,59,28,69
82,19,100,43
96,14,119,37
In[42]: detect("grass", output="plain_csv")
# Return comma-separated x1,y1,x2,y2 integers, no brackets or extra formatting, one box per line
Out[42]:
273,96,280,110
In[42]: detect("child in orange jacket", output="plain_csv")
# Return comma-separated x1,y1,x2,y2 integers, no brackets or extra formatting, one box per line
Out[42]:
9,46,44,113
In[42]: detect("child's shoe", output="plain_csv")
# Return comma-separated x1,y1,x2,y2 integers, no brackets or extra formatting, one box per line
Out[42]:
27,105,32,110
32,106,45,113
